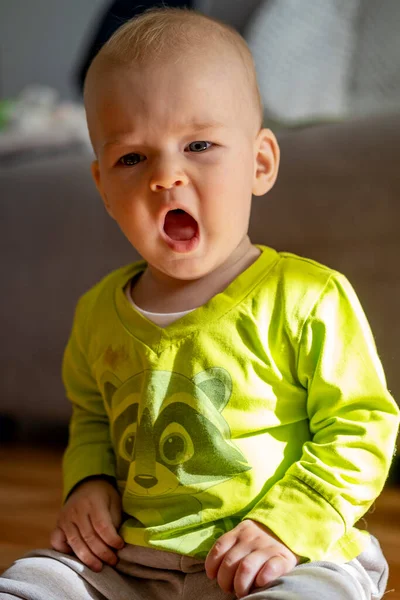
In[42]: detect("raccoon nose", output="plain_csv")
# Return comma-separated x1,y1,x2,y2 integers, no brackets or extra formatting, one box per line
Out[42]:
134,474,158,489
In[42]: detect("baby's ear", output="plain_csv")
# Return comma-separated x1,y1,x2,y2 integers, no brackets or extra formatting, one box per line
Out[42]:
91,160,115,218
252,128,280,197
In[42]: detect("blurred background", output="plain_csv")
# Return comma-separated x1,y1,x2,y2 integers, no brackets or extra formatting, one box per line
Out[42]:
1,0,400,591
0,1,104,101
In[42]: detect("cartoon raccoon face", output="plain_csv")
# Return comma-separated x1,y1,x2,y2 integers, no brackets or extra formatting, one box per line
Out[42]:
102,368,250,500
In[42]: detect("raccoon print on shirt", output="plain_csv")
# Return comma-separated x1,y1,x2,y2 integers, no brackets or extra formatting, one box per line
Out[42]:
102,368,251,528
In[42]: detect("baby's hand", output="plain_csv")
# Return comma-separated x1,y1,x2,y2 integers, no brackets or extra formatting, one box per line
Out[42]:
205,519,300,598
50,478,125,572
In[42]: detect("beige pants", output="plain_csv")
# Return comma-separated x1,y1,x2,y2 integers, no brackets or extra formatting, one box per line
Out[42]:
0,535,388,600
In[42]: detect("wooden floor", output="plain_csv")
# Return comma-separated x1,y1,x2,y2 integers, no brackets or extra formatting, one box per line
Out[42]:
1,439,400,597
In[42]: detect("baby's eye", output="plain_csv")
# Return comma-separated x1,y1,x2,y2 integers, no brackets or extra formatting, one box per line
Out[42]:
118,153,145,166
187,141,212,153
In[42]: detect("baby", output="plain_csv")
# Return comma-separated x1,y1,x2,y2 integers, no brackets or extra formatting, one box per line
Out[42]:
0,8,399,600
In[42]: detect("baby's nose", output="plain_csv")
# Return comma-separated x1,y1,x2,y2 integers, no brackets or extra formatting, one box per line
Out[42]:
149,164,189,192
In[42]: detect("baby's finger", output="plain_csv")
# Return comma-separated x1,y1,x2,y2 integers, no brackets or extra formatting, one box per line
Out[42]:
205,531,237,579
254,554,289,588
233,550,271,598
76,513,119,567
50,526,73,555
216,545,251,594
62,521,104,572
90,506,125,550
109,500,123,533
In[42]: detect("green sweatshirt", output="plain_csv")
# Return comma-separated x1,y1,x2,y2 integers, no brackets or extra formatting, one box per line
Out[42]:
62,245,399,563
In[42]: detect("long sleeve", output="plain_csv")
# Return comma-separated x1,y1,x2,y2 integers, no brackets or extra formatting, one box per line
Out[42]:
62,296,116,501
245,273,399,562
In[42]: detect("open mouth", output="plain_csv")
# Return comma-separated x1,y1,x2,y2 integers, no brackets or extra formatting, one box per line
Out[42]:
163,209,199,241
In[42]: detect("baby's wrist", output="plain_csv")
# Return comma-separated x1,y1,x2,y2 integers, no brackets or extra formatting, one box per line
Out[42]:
66,474,118,500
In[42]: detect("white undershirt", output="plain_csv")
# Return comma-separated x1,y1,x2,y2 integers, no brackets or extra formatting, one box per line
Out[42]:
125,283,196,327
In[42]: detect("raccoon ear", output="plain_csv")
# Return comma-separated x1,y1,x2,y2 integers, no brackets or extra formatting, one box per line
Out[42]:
104,381,117,410
103,381,118,412
193,368,232,412
101,372,122,412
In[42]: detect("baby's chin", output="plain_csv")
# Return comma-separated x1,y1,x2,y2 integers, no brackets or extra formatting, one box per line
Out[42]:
150,258,216,282
146,247,224,284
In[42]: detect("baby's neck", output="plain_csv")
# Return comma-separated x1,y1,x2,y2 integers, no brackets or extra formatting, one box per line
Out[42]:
131,239,260,314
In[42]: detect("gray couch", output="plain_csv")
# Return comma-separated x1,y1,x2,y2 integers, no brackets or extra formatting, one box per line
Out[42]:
1,112,399,427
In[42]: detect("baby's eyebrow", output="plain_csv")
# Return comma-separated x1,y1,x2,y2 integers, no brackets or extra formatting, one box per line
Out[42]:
100,120,225,151
188,120,225,132
102,139,128,150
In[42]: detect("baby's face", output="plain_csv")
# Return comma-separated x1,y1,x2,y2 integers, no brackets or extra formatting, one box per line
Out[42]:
88,56,277,281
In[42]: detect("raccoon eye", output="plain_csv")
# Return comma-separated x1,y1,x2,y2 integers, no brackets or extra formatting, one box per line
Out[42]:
160,422,194,466
119,424,137,461
163,434,185,463
124,434,136,459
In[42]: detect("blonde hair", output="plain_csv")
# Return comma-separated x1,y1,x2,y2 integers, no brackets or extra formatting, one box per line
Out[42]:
87,7,263,126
